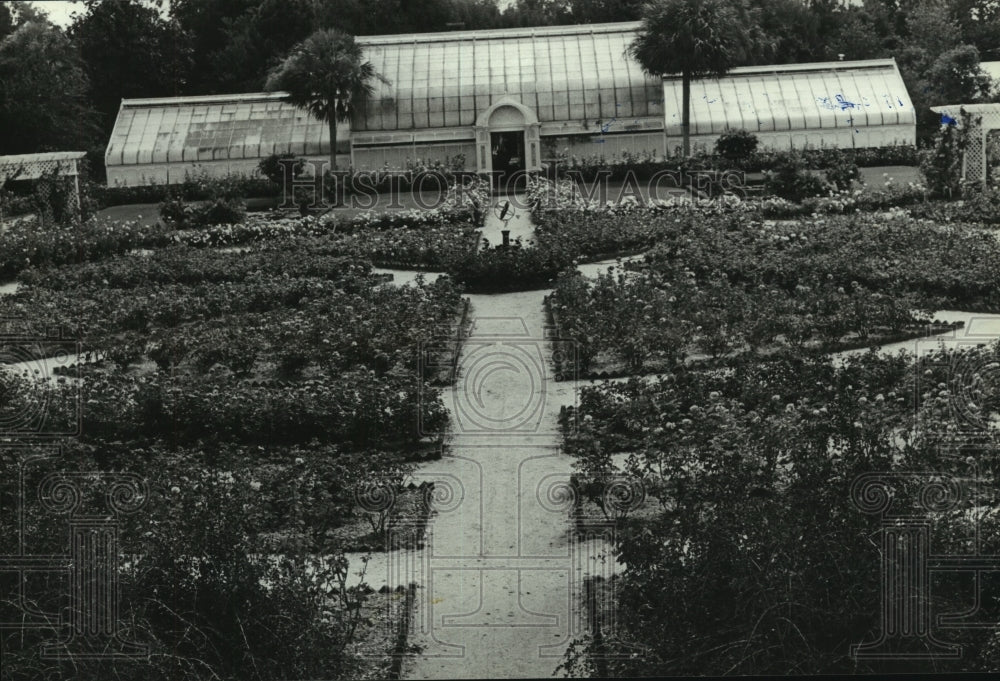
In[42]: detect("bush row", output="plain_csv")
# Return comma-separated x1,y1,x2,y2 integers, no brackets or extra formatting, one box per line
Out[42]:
546,144,919,181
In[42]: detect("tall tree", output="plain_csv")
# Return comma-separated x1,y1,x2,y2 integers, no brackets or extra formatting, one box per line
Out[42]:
749,0,823,64
0,21,97,154
209,0,318,92
568,0,646,22
0,5,14,42
170,0,257,94
895,0,988,139
629,0,759,157
69,0,190,136
822,6,891,60
265,29,388,170
6,1,50,27
947,0,1000,60
500,0,573,26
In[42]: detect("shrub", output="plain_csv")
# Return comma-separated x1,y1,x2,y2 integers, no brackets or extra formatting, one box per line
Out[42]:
714,129,759,162
919,122,965,198
763,153,831,201
258,153,306,186
158,192,192,226
448,239,575,292
824,157,862,191
197,196,246,226
158,195,247,228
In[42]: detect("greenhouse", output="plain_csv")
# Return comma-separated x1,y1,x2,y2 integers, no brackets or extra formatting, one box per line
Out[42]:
104,92,349,186
662,59,915,153
104,21,916,186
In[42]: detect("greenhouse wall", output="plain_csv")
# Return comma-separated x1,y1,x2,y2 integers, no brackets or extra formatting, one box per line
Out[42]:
351,142,477,171
106,154,349,187
542,131,666,162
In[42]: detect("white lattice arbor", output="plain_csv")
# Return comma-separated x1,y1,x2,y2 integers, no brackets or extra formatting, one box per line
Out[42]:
930,104,1000,185
0,151,86,221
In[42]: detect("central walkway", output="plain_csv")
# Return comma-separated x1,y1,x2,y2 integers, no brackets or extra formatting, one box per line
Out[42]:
400,201,586,678
403,290,579,678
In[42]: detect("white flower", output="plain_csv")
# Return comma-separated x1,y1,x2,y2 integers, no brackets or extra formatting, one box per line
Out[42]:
170,486,180,494
249,480,262,491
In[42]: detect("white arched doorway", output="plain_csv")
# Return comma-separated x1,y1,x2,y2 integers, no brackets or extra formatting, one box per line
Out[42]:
474,97,542,176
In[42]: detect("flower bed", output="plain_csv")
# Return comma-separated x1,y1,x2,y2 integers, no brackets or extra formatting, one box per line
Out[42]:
18,244,373,289
444,236,576,293
559,345,1000,676
0,439,424,679
0,216,174,280
547,212,1000,376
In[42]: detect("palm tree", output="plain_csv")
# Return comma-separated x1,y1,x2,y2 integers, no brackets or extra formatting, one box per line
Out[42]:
629,0,760,157
266,29,388,171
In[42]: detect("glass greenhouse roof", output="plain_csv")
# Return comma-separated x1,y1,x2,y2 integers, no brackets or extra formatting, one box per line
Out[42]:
106,93,332,167
355,21,663,132
662,60,915,136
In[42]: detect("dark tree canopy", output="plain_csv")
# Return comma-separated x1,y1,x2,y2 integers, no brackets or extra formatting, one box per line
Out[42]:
629,0,760,79
208,0,318,92
0,5,13,42
69,0,190,135
0,21,97,154
0,0,996,158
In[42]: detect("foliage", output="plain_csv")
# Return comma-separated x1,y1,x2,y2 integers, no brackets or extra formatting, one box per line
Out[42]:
823,156,862,192
448,238,575,293
919,115,968,198
0,20,98,154
897,1,992,140
547,208,1000,374
0,216,172,280
265,28,387,169
763,153,831,201
0,441,392,680
714,128,759,162
561,347,1000,675
258,153,307,186
629,0,760,81
157,194,246,228
548,145,921,182
68,0,191,134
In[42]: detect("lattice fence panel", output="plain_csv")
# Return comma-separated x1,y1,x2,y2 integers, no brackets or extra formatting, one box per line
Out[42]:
0,154,84,224
965,110,1000,184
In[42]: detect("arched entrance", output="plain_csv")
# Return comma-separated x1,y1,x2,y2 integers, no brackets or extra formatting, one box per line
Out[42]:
474,97,542,188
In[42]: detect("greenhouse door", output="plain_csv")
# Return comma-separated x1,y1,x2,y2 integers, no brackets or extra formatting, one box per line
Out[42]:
490,131,526,192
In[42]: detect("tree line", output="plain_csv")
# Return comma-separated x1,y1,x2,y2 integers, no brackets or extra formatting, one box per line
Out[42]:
0,0,997,169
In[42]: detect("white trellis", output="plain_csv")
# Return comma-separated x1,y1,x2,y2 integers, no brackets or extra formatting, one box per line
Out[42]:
930,104,1000,185
0,151,87,221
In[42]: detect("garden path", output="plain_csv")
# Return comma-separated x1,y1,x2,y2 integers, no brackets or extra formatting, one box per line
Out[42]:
397,203,613,678
833,311,1000,364
401,289,585,679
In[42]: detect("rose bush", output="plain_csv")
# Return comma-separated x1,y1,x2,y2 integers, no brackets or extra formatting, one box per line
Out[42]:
562,347,1000,676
